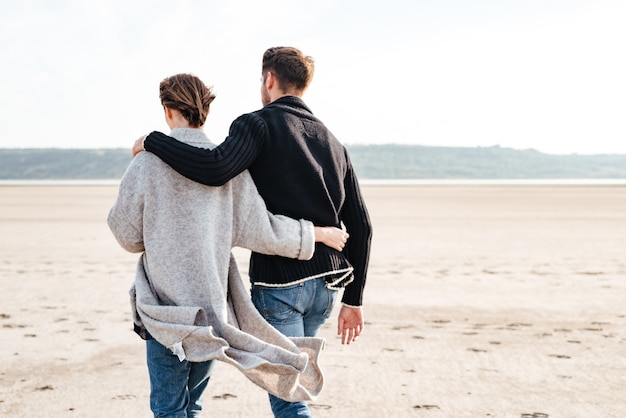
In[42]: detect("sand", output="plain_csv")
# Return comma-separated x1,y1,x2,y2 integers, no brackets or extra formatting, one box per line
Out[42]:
0,184,624,418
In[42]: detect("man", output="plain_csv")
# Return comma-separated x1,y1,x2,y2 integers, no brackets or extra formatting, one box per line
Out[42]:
110,73,348,417
133,47,373,417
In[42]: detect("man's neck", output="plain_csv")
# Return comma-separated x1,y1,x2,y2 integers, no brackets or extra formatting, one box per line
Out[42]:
270,90,302,103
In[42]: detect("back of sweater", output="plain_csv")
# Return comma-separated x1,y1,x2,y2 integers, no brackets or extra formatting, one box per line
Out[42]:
247,97,372,305
108,128,314,313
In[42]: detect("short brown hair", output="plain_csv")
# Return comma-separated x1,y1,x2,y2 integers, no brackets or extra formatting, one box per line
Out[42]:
159,73,216,127
262,47,315,93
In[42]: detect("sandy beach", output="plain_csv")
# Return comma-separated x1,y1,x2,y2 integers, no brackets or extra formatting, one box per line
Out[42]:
0,184,624,418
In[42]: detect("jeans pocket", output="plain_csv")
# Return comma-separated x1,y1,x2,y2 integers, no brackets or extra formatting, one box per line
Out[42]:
252,284,304,323
323,288,339,319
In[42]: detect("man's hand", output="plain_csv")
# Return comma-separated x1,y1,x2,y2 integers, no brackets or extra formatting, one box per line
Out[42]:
132,135,147,157
314,227,349,252
337,305,363,345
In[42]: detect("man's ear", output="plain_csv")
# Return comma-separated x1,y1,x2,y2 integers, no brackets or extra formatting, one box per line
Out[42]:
265,71,275,89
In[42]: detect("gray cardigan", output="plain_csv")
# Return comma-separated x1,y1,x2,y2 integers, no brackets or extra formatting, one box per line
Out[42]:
108,128,324,402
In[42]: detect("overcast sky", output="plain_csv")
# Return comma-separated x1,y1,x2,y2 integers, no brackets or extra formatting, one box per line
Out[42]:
1,0,624,154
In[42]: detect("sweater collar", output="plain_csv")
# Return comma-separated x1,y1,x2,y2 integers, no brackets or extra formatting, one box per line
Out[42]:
169,128,212,147
267,96,313,115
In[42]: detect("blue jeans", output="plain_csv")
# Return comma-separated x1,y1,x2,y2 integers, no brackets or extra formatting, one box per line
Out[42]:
251,278,338,418
146,338,215,418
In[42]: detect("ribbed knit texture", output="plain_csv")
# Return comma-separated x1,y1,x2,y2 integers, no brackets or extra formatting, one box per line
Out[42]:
145,97,372,306
146,114,266,186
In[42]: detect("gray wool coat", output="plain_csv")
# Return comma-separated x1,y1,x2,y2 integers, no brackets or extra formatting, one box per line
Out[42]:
108,128,325,402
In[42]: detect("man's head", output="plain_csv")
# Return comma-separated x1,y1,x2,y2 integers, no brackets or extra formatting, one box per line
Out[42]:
260,47,315,105
159,73,216,128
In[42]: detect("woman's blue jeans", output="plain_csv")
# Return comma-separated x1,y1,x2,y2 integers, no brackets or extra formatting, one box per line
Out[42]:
146,338,215,417
251,278,338,418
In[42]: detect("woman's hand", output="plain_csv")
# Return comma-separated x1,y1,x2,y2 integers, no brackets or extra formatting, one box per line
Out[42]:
314,226,349,251
132,135,147,157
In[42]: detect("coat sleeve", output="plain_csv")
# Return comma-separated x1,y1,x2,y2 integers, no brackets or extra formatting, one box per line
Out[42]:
231,171,315,260
144,113,266,186
338,151,373,306
107,163,145,253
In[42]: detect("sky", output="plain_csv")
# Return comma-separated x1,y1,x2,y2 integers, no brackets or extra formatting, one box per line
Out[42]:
0,0,624,155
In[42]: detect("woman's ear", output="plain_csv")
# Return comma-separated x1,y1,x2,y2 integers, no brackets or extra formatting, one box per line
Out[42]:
163,105,173,121
163,105,174,125
163,105,177,129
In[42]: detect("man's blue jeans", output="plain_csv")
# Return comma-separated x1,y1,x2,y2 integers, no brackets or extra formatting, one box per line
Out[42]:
251,278,338,418
146,338,215,418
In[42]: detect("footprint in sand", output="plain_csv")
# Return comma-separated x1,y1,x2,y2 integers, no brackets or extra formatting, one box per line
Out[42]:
112,394,136,400
554,328,572,333
549,354,571,359
501,324,531,331
507,322,533,328
392,325,414,331
467,348,487,353
212,393,237,400
3,323,27,329
413,404,440,410
310,404,331,410
383,348,404,352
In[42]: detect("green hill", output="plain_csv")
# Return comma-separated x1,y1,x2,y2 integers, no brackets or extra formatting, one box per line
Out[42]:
345,144,626,179
0,145,625,180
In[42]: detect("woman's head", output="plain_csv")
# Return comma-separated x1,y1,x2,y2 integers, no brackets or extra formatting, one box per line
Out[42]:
159,73,216,128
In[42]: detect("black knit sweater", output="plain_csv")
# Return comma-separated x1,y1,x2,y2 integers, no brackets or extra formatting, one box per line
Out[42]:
144,96,372,306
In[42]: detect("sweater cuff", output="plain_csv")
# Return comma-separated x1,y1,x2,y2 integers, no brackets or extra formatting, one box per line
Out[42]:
341,285,364,307
297,219,315,261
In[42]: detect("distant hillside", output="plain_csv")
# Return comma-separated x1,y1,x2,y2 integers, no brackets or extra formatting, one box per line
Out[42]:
0,149,132,180
345,144,626,179
0,145,625,180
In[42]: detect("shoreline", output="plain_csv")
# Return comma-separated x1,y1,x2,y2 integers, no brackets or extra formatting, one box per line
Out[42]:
1,178,626,186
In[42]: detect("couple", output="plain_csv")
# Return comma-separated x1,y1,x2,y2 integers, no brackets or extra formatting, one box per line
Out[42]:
108,46,372,418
